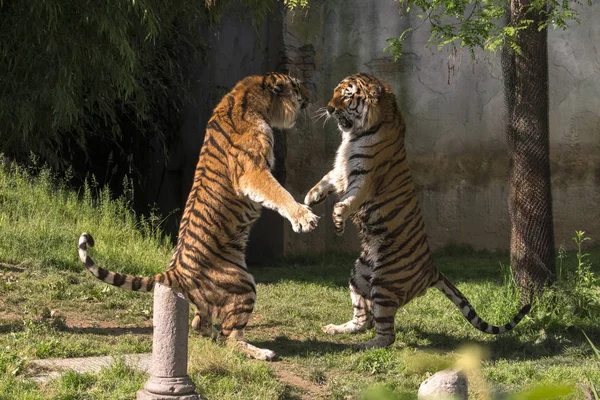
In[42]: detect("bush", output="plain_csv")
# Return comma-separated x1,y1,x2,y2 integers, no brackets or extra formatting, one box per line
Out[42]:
0,157,172,275
518,231,600,332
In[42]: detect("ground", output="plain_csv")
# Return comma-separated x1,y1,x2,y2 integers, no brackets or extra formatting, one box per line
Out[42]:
0,250,599,400
0,165,598,399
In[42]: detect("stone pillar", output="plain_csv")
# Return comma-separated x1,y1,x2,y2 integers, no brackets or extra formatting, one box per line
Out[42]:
137,283,199,400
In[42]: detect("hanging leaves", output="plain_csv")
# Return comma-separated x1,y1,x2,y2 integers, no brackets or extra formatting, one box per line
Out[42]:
383,0,592,59
0,0,274,168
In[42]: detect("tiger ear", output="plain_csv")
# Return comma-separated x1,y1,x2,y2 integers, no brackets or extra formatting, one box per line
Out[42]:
367,84,383,103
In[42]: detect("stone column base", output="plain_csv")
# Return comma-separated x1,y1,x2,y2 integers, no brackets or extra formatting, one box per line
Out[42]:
136,375,199,400
136,390,199,400
136,390,200,400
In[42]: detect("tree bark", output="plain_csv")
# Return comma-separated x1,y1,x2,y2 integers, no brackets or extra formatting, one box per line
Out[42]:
503,0,556,301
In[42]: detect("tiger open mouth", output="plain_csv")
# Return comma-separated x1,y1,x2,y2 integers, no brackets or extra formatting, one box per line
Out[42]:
336,115,353,129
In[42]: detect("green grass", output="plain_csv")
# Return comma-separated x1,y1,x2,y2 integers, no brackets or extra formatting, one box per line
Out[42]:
1,162,600,399
0,159,173,275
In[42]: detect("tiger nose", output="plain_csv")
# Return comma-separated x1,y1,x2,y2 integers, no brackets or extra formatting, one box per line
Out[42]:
326,106,335,114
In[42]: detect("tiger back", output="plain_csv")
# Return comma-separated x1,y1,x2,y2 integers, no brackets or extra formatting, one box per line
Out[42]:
79,73,319,360
305,73,530,349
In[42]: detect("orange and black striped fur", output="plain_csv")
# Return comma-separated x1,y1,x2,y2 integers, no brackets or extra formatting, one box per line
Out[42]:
79,73,318,360
305,73,530,349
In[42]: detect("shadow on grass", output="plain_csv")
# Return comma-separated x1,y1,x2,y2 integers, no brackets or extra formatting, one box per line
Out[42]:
0,321,152,336
254,324,600,362
406,325,600,362
253,261,352,289
64,326,153,336
252,247,600,287
251,336,350,358
251,252,512,288
0,321,23,334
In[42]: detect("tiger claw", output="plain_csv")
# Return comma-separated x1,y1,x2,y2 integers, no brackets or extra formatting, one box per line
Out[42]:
290,204,320,233
304,185,329,206
332,202,346,236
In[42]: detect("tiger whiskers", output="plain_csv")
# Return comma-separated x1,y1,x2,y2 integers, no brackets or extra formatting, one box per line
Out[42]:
312,107,331,127
311,106,327,121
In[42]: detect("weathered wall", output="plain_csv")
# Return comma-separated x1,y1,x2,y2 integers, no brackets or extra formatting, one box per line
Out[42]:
148,10,288,261
152,1,600,260
279,0,600,255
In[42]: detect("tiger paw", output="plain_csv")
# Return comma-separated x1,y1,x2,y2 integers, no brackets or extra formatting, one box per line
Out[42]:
230,339,277,361
304,184,329,206
322,323,347,335
332,202,347,236
289,204,319,233
322,321,366,335
192,315,219,339
353,335,395,350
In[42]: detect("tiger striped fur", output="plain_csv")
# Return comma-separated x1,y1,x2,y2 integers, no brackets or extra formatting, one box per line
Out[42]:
79,73,318,360
305,73,530,349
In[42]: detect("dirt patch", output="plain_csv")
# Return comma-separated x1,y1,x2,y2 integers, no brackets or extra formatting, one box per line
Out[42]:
0,263,25,273
0,308,152,335
270,361,328,400
59,312,152,330
0,311,22,320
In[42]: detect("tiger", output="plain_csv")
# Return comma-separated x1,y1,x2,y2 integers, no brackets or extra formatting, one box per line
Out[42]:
78,72,319,361
304,73,530,349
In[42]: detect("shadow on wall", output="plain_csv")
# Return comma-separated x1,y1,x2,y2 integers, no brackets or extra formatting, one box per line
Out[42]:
145,5,290,262
279,0,600,255
145,0,600,261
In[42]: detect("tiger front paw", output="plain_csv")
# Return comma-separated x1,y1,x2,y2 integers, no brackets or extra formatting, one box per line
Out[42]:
289,204,319,233
332,202,347,236
304,184,329,206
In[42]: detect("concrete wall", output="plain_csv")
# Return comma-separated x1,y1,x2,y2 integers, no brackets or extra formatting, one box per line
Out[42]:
148,9,288,261
153,1,600,259
279,0,600,255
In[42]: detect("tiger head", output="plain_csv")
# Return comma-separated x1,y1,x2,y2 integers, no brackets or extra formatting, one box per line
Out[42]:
326,73,390,132
262,73,309,129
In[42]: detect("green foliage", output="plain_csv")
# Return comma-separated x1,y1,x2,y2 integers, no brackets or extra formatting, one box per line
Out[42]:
584,332,600,399
0,157,172,275
383,0,593,60
0,166,599,397
506,384,573,399
516,231,600,331
283,0,310,10
282,0,591,59
188,341,287,399
355,348,398,375
0,0,209,167
0,360,147,399
0,0,275,169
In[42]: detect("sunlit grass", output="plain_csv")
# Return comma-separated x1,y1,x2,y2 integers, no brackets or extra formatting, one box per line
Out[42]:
0,161,599,399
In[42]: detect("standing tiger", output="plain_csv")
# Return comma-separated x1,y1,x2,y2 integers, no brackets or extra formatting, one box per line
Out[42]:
79,73,318,360
305,73,530,349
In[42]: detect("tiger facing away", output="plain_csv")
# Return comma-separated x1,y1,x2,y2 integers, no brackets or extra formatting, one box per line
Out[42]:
79,72,319,361
305,73,530,349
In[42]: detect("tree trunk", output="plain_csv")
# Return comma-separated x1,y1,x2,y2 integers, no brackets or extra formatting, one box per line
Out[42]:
503,0,556,301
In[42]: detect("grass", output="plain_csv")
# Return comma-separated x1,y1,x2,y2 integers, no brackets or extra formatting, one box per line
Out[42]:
1,162,600,399
0,159,173,276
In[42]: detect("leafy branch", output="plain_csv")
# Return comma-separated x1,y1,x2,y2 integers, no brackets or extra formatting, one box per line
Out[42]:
384,0,592,59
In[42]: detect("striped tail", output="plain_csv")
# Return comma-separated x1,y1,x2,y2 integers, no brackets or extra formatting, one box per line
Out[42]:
434,274,531,334
78,233,174,292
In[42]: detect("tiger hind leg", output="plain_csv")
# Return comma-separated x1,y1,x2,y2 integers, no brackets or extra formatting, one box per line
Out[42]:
191,308,219,339
323,266,374,335
226,329,276,361
354,285,398,350
221,297,276,361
